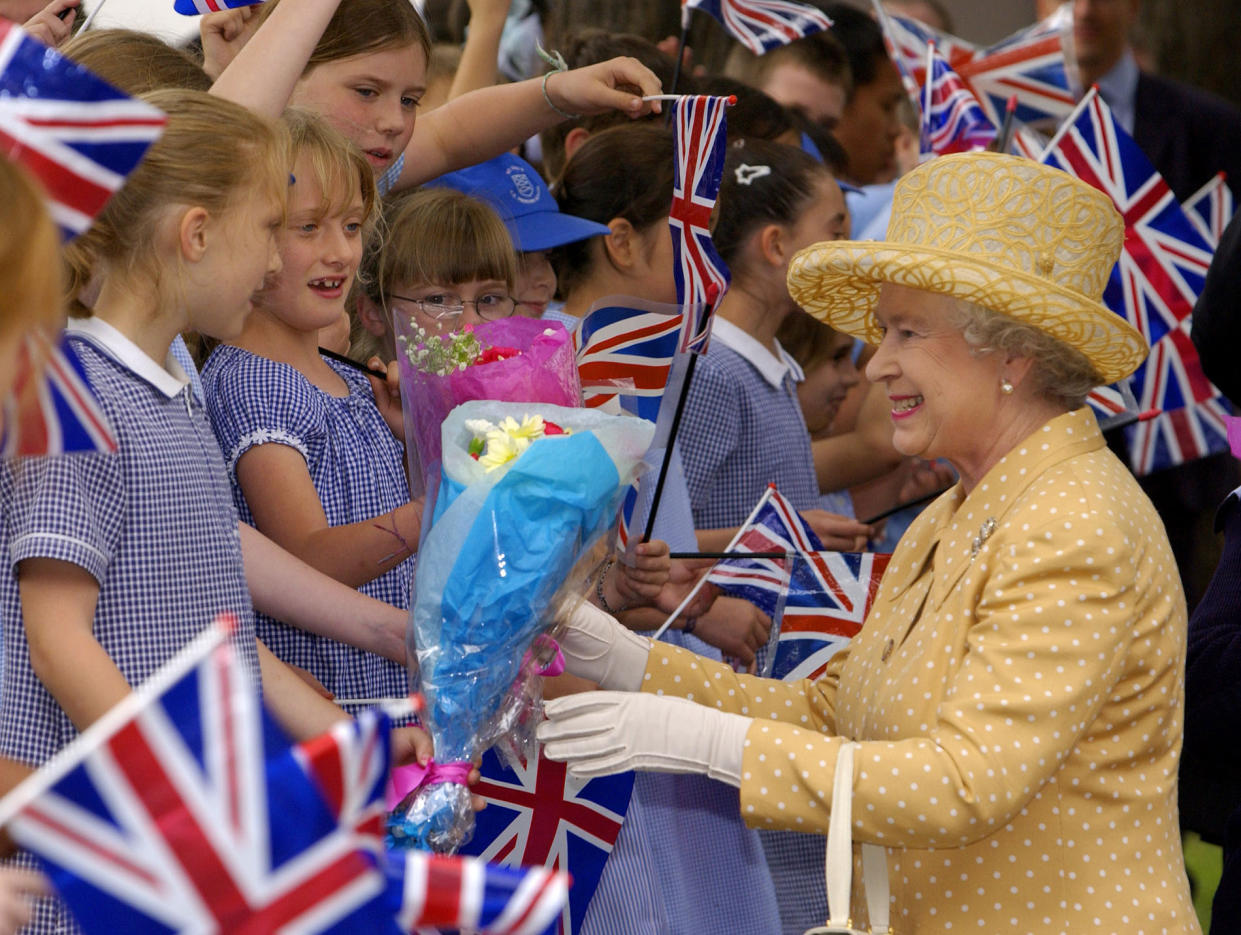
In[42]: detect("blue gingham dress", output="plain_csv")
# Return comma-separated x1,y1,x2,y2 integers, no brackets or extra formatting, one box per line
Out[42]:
677,325,830,934
0,322,260,934
202,345,412,707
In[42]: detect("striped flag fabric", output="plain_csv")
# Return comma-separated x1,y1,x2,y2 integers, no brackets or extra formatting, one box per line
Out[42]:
1184,172,1235,248
920,42,995,157
458,748,633,935
174,0,263,14
875,1,1076,129
684,0,833,56
0,20,166,239
0,331,117,458
670,94,732,354
703,485,890,681
1042,88,1228,473
575,300,683,421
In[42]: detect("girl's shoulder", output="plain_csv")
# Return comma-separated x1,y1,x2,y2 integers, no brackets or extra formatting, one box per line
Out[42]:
202,345,324,413
321,354,377,401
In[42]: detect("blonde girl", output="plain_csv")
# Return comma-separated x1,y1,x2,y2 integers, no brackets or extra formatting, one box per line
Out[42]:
202,111,415,710
0,91,429,932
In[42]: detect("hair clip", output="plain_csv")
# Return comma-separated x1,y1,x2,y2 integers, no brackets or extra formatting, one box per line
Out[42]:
735,164,772,186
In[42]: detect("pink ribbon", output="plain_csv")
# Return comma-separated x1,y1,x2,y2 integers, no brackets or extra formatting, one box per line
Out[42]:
385,759,473,810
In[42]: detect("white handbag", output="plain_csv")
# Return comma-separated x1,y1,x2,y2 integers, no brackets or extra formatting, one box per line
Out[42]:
802,742,892,935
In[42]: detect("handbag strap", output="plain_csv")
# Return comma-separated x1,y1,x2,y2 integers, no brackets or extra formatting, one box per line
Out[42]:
824,741,892,934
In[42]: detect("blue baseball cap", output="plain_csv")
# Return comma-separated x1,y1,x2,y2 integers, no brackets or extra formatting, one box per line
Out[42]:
425,153,612,253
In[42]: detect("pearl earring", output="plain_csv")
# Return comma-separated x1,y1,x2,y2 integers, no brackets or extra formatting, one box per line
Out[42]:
1000,378,1014,395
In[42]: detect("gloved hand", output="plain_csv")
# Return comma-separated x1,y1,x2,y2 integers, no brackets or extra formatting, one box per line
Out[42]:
556,599,651,692
537,691,751,786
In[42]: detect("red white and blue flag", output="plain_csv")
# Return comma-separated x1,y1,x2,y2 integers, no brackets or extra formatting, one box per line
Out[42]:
705,485,890,682
875,2,1076,129
174,0,263,14
458,748,634,935
0,331,117,458
684,0,833,56
576,301,683,422
670,94,731,355
1042,88,1228,473
920,42,995,157
1,621,400,934
0,20,166,239
1184,172,1235,248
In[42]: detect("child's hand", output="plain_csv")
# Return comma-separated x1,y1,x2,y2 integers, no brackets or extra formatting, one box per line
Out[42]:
608,540,671,608
23,0,77,48
692,597,772,673
546,56,663,120
652,559,718,619
802,509,876,552
365,358,404,439
0,868,47,935
390,726,487,812
200,4,262,80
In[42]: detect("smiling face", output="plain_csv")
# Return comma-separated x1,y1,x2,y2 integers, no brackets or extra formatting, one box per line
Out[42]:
289,44,427,173
865,284,1008,477
259,153,365,333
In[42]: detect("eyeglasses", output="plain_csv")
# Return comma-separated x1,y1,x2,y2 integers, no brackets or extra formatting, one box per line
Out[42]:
388,292,517,322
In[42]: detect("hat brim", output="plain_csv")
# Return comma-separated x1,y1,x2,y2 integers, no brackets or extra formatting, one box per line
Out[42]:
510,212,613,253
786,240,1149,385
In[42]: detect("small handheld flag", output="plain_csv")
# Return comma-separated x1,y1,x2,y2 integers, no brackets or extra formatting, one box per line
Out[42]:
919,42,996,157
684,0,833,56
0,20,166,239
174,0,264,14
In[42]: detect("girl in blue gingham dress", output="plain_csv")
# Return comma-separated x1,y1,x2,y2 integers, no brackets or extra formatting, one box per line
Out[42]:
203,113,416,710
677,139,873,935
0,92,429,935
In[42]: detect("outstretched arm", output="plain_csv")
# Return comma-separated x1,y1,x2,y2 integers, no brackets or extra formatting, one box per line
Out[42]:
394,56,662,189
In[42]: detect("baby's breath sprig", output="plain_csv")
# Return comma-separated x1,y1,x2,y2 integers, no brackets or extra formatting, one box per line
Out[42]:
397,325,486,376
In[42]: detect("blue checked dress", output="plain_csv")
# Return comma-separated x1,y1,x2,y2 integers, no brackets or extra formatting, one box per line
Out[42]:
202,345,412,709
677,318,830,934
0,319,260,935
542,307,782,933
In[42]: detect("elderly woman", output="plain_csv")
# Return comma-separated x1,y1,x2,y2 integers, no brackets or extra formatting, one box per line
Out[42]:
538,153,1199,934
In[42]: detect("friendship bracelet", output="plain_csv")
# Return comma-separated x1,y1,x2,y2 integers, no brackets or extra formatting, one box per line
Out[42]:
373,508,414,564
536,42,582,120
595,558,629,615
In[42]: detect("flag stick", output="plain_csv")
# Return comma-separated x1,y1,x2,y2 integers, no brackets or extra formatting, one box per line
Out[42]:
666,5,692,114
639,352,698,543
991,94,1018,153
650,486,777,640
79,0,107,32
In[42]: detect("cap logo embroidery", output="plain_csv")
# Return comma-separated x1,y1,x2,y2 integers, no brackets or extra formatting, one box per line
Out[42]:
507,166,540,205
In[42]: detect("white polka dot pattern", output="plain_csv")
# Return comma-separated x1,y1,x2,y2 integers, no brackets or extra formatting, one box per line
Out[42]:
643,409,1198,934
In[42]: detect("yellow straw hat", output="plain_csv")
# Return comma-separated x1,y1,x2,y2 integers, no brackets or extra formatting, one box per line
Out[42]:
786,152,1148,384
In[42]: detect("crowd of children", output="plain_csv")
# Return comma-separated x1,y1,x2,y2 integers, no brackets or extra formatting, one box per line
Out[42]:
0,0,953,931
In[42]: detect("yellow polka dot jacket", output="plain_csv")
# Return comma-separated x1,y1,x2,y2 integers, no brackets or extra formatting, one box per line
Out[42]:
644,408,1199,934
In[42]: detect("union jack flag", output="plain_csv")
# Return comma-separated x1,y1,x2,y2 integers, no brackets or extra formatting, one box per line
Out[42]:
670,94,732,354
175,0,263,14
0,20,166,239
2,621,400,934
704,485,890,681
575,300,683,421
458,748,634,935
1184,172,1234,247
0,331,117,458
684,0,833,56
874,2,1076,129
385,851,569,934
920,42,995,157
1042,88,1225,472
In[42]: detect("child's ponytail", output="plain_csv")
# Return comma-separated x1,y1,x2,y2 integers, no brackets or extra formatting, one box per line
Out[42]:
0,160,63,339
63,89,290,317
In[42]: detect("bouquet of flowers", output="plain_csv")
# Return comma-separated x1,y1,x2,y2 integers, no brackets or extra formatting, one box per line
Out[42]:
395,316,580,501
388,400,652,853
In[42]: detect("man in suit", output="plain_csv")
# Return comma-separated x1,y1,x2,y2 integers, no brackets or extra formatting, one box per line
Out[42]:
1035,0,1241,202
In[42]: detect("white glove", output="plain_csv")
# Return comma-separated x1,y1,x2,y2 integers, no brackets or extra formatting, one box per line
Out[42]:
557,600,651,692
537,691,751,786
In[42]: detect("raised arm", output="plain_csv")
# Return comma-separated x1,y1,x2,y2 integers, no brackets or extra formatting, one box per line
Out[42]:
394,56,662,189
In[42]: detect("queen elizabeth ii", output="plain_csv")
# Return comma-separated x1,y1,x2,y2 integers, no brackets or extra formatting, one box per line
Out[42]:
537,153,1198,934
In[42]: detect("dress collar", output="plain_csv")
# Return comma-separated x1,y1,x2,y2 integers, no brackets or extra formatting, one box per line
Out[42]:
66,317,190,399
710,317,802,387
